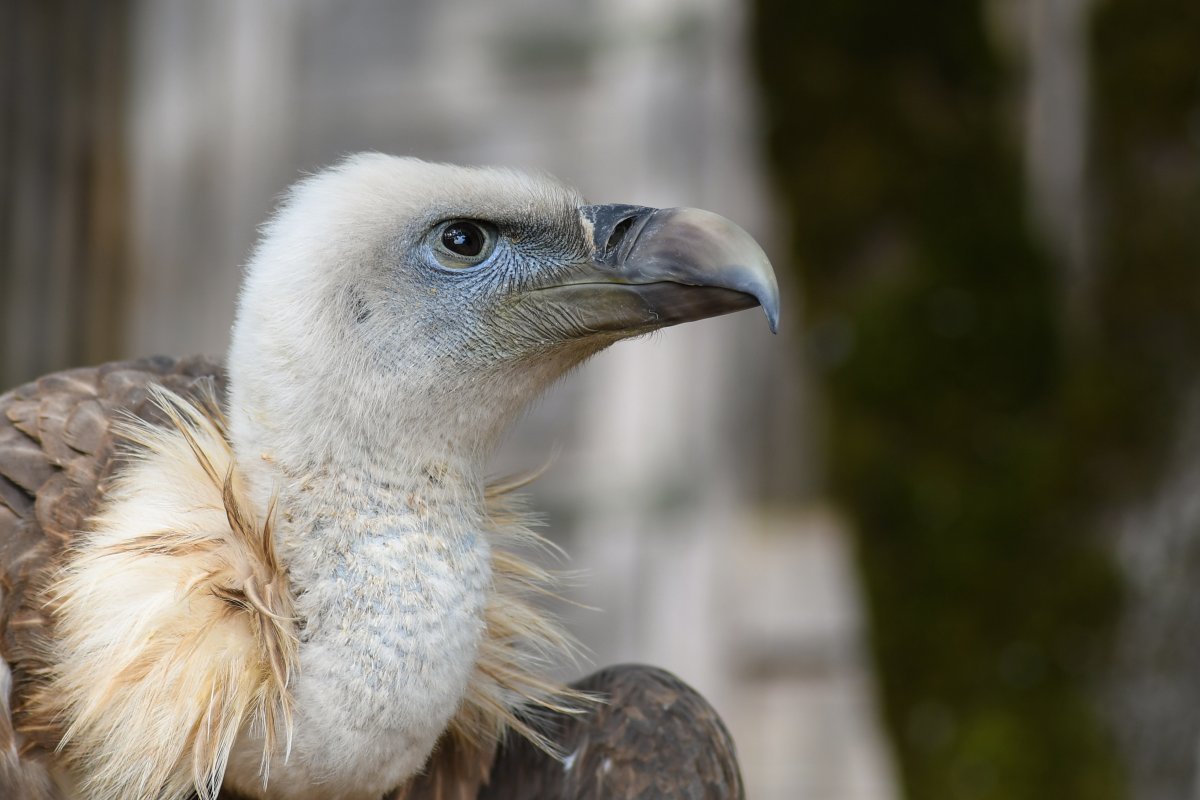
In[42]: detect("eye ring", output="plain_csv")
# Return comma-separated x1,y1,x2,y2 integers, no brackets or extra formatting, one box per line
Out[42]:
431,220,497,269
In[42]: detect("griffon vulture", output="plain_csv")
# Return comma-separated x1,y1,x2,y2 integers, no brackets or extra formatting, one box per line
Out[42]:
0,154,778,799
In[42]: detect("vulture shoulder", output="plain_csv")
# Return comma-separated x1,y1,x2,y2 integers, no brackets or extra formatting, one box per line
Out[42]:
0,356,226,797
474,664,745,800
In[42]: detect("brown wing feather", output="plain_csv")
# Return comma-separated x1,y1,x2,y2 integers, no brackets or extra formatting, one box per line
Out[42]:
0,356,226,797
475,664,745,800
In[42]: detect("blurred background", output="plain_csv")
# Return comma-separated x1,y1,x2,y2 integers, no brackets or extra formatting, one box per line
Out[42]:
2,1,1198,798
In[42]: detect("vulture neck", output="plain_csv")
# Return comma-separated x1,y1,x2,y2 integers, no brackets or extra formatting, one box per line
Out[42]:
225,330,565,511
220,321,552,794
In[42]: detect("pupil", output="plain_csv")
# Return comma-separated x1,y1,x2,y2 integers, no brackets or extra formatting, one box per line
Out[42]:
442,223,483,257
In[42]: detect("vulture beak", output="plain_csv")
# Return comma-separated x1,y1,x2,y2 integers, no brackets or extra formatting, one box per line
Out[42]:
528,204,780,335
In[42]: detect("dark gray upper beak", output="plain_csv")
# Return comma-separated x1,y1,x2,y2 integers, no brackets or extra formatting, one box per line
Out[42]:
579,204,780,333
519,204,779,338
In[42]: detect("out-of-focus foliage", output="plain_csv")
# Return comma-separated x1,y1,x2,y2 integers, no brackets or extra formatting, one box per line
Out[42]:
746,0,1200,796
1087,0,1200,499
1091,0,1200,792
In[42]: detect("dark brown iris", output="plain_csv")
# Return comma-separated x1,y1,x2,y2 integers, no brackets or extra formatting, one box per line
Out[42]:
441,222,485,258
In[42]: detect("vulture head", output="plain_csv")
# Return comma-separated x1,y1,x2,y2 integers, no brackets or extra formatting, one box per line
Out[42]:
0,153,775,800
227,153,778,480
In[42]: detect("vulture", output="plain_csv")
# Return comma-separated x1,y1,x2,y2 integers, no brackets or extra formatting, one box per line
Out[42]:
0,154,778,800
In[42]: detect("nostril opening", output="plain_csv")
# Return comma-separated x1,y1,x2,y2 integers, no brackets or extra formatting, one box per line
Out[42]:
604,217,635,260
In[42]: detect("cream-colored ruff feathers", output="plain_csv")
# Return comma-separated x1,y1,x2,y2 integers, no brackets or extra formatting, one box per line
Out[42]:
30,389,297,800
28,388,578,800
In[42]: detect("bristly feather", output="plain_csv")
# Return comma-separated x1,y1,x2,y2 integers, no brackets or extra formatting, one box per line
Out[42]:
437,484,589,760
395,482,593,800
22,387,585,799
22,386,296,800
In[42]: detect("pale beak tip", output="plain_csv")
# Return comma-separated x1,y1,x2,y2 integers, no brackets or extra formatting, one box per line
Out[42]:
752,268,781,334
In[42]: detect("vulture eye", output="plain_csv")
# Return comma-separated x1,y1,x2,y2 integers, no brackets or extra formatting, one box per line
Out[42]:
432,220,496,268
